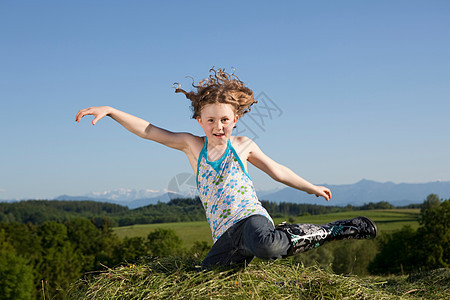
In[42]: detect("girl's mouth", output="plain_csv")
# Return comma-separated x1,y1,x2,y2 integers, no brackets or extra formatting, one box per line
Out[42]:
213,133,225,138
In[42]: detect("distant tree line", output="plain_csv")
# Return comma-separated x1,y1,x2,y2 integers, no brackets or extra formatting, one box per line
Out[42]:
0,198,416,226
0,200,127,224
260,200,401,218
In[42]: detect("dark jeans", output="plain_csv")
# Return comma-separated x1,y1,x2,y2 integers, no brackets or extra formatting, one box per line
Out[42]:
201,215,290,269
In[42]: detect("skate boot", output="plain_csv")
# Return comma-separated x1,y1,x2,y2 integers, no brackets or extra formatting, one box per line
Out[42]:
322,216,378,241
276,216,377,257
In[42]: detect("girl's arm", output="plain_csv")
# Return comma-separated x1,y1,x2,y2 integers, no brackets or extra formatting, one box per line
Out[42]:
247,139,332,201
75,106,194,151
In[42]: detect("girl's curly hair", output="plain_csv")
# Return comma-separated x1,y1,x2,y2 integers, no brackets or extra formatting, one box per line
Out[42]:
174,67,257,119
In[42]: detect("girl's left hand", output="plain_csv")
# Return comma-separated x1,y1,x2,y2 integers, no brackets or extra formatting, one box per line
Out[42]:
314,186,332,201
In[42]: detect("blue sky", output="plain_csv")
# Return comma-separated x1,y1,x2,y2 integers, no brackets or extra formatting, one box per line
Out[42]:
1,1,449,200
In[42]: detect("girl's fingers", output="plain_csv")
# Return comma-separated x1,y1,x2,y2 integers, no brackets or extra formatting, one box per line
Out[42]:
75,109,89,122
75,108,97,123
75,111,81,121
75,112,83,122
92,113,106,125
92,116,100,125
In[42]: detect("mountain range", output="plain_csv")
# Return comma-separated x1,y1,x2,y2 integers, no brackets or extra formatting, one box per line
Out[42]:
260,179,450,206
52,179,450,208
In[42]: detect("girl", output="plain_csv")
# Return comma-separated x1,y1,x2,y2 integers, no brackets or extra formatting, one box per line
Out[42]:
75,68,377,269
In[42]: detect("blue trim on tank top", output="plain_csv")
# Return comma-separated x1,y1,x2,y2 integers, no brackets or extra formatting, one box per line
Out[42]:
204,138,230,173
229,144,252,181
196,137,229,188
196,137,252,189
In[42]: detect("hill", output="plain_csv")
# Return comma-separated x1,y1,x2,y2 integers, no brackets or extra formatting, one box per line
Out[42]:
0,199,127,223
0,197,414,226
261,179,450,206
54,193,180,209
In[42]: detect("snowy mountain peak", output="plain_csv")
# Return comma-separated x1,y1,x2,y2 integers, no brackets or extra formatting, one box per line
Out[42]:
85,188,165,201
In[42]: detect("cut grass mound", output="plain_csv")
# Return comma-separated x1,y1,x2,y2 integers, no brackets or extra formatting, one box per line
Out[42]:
68,258,449,299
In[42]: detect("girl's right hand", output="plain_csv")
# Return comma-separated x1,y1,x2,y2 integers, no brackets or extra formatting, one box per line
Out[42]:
75,106,112,125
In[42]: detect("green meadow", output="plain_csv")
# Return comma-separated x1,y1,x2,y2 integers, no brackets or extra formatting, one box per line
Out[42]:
114,208,420,249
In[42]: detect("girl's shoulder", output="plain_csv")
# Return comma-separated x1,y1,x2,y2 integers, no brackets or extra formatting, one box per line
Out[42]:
230,135,252,145
230,136,258,159
184,133,205,151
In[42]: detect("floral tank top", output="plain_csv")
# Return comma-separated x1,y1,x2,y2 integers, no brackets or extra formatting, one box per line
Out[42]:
196,137,273,243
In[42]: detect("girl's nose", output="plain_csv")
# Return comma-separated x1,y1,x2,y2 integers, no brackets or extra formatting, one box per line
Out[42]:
215,121,223,130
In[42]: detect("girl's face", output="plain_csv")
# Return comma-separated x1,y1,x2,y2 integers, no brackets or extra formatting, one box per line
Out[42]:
196,103,238,145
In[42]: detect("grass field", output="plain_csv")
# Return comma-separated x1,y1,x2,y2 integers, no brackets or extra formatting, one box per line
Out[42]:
115,221,213,249
114,209,420,249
